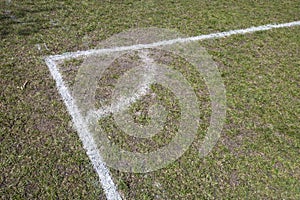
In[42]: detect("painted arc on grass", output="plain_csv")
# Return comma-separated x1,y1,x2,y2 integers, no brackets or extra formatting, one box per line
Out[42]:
72,27,227,173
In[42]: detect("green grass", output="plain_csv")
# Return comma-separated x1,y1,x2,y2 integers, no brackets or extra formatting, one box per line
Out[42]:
1,0,299,199
110,27,300,200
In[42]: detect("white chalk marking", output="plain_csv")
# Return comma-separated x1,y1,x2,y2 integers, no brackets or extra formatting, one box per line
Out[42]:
87,51,157,120
45,58,122,200
48,21,300,61
45,20,300,200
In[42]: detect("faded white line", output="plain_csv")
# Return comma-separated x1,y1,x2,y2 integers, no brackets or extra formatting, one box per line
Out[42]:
49,20,300,61
45,57,122,200
87,51,157,120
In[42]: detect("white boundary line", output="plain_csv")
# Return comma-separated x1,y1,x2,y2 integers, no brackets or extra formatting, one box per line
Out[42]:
44,20,300,200
49,20,300,61
45,58,122,200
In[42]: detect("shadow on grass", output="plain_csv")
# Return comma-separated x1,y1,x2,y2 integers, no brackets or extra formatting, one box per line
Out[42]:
0,1,62,38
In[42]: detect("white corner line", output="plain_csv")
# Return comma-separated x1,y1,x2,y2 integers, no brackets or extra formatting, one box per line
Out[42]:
44,57,122,200
48,20,300,61
44,20,300,200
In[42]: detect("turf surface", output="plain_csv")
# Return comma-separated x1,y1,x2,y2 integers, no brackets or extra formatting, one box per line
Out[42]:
1,0,299,199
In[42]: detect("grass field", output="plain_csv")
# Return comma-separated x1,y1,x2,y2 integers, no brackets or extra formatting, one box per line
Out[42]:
1,0,299,199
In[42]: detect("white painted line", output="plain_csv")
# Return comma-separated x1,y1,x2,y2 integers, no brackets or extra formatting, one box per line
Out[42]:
45,58,122,200
87,51,157,120
45,20,300,200
49,20,300,61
